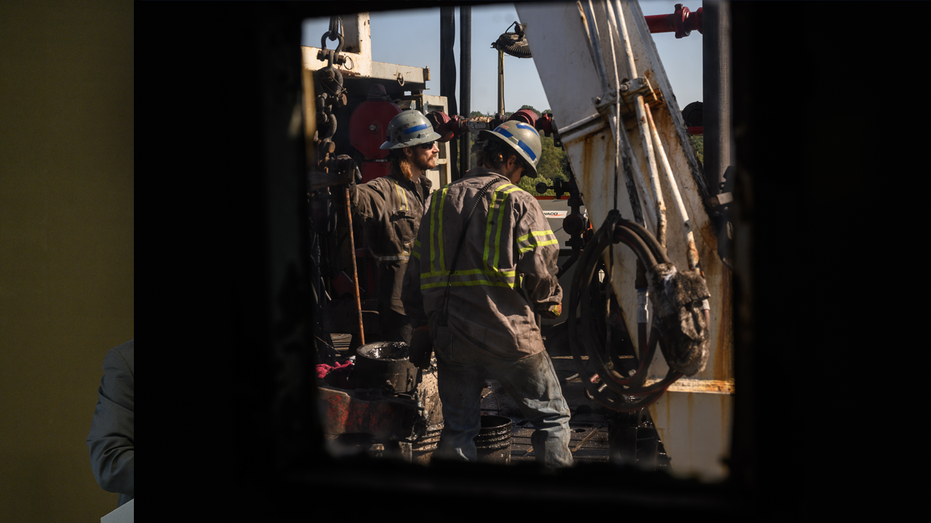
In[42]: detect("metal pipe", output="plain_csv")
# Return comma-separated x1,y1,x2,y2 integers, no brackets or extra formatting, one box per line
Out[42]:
608,1,636,83
578,1,651,227
703,1,731,194
581,0,620,214
645,4,703,37
440,6,459,180
610,1,666,243
497,49,504,115
343,187,365,347
459,6,471,176
645,104,699,268
579,1,610,93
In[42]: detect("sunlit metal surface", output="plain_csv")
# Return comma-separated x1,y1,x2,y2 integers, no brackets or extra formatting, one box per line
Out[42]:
517,1,733,481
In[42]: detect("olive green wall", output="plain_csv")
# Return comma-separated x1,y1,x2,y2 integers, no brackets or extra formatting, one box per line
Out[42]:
0,2,133,521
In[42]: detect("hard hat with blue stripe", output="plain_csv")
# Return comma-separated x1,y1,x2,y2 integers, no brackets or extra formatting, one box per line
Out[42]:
380,110,442,150
478,120,542,177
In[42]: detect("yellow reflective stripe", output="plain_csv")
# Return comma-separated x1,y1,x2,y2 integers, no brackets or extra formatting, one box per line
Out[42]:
429,187,449,273
493,186,520,270
421,279,516,290
419,267,518,290
518,239,559,254
516,229,558,252
483,183,518,270
420,268,517,279
394,180,408,211
437,187,447,271
516,229,557,243
482,189,501,268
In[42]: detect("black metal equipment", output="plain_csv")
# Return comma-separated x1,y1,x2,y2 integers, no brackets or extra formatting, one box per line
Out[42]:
568,210,684,412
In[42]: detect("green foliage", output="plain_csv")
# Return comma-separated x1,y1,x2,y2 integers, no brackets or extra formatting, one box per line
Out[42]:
690,134,704,164
518,171,565,196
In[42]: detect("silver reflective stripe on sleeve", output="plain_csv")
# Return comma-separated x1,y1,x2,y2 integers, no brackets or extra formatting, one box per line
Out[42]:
374,254,410,263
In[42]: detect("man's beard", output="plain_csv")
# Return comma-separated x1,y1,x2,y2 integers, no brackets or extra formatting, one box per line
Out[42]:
399,155,435,181
412,154,435,173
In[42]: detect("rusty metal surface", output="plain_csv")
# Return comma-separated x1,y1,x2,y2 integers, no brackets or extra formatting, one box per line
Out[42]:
517,1,733,481
318,384,417,440
648,390,733,481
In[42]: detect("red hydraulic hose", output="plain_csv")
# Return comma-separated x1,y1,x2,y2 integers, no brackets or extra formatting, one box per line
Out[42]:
645,4,703,38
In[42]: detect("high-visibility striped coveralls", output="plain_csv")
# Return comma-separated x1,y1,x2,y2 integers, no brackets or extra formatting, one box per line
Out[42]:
402,167,562,358
402,167,573,466
350,167,432,342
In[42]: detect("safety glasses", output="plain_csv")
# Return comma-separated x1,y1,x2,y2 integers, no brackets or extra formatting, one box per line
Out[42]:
418,141,436,150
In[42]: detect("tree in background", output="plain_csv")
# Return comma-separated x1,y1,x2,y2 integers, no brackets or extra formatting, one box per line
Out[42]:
689,134,703,164
466,107,704,195
518,132,568,196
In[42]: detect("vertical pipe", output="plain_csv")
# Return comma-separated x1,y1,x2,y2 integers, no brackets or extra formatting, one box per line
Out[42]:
703,1,731,194
440,7,459,180
497,49,505,116
579,1,610,93
344,187,365,349
609,1,636,83
610,1,661,230
459,6,471,176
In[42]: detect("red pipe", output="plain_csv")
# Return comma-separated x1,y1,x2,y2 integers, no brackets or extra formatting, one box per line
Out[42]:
645,4,702,38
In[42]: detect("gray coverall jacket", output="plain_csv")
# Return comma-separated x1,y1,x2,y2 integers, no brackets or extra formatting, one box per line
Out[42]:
402,167,562,360
87,339,134,507
351,168,432,316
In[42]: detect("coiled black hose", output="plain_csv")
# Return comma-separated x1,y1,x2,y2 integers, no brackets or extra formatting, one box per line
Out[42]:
568,210,683,412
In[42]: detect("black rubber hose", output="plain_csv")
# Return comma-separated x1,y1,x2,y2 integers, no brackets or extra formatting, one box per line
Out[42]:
615,218,671,266
568,212,684,411
596,226,682,396
495,34,532,58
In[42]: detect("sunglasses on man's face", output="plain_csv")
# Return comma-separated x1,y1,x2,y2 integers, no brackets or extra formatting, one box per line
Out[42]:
418,141,436,150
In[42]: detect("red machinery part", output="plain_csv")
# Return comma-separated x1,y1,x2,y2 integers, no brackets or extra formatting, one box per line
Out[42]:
508,108,538,126
426,110,459,142
349,98,401,160
645,4,702,38
535,112,555,138
318,384,418,440
426,108,556,141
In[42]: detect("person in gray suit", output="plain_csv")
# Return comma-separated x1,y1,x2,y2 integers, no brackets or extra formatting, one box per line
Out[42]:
87,339,134,507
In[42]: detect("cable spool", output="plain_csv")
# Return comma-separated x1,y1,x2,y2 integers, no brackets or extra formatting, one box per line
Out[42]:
568,210,685,412
492,22,532,58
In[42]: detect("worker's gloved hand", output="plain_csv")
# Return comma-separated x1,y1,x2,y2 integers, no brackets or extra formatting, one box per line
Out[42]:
407,326,433,369
330,155,360,208
538,302,562,320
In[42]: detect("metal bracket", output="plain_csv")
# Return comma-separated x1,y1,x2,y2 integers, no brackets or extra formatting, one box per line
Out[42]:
593,77,660,121
560,77,662,144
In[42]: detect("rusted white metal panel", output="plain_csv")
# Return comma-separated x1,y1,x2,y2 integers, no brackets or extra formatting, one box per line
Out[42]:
518,1,733,481
649,390,733,481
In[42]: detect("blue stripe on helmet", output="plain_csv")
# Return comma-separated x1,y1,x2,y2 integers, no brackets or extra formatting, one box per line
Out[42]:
404,123,430,135
495,127,537,161
515,122,536,132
